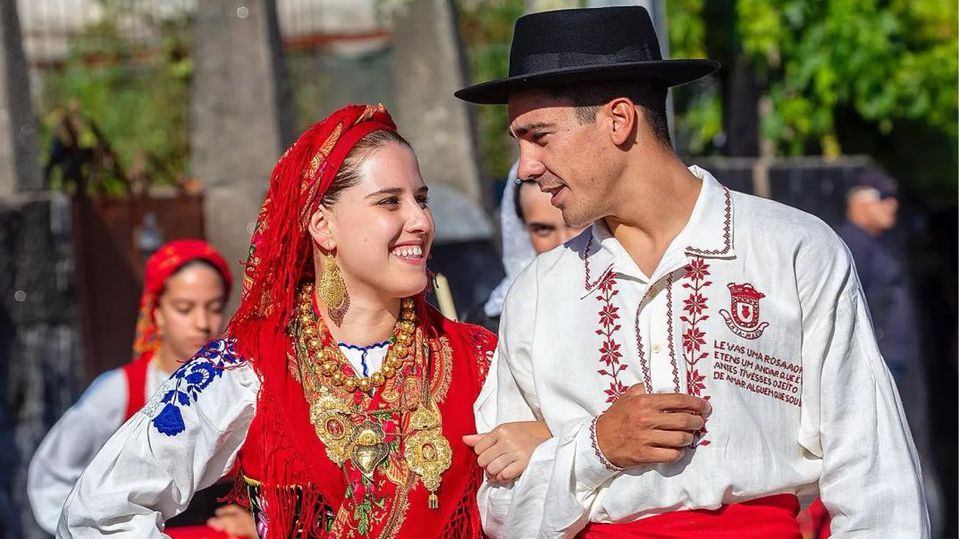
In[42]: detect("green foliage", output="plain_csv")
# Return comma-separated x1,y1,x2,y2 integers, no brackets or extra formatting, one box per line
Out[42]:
38,3,193,193
735,0,957,156
665,0,957,196
458,0,526,179
667,0,724,154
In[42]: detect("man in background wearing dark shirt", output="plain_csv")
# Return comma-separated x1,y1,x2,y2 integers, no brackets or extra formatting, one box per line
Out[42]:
837,170,942,533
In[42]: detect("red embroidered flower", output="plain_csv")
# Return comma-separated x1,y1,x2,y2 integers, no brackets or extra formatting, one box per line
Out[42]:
682,327,706,353
599,340,622,366
683,293,708,316
604,380,628,401
348,465,365,501
687,369,706,396
597,273,617,293
685,258,711,281
598,303,620,328
595,273,629,402
382,419,397,443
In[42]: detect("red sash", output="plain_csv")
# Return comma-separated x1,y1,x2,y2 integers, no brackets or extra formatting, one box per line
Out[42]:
122,352,153,421
797,498,832,538
165,525,229,539
578,494,801,539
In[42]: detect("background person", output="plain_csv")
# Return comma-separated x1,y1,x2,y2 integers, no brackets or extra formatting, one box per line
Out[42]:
468,162,586,332
28,239,256,538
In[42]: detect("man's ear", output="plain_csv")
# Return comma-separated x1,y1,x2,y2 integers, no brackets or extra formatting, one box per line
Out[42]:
605,97,638,146
308,206,335,251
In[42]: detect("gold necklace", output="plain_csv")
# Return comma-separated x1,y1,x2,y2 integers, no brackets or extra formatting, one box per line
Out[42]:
296,283,415,394
291,285,452,510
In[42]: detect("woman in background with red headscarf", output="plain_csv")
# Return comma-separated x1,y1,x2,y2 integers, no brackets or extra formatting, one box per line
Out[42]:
58,104,549,538
27,240,256,537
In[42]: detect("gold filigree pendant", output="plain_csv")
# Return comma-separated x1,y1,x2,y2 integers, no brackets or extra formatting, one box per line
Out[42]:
405,403,451,509
405,427,452,509
310,396,352,465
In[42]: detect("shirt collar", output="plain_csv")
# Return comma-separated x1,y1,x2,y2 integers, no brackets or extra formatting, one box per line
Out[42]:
678,165,735,259
579,165,736,297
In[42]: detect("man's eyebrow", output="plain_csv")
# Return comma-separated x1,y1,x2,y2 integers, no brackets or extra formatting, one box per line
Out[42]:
509,121,554,139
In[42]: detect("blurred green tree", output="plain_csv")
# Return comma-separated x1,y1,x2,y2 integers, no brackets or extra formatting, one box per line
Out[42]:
458,0,956,198
669,0,957,198
38,1,193,195
458,0,526,180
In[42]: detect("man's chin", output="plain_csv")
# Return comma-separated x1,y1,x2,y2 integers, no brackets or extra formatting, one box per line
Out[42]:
561,210,590,230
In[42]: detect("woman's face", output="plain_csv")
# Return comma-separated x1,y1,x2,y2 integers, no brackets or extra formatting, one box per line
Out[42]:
322,141,434,302
154,263,226,361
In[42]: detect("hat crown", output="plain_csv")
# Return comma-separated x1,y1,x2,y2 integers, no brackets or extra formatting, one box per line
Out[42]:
509,7,662,78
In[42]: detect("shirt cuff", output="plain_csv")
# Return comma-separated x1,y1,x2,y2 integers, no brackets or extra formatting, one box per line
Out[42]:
571,416,623,493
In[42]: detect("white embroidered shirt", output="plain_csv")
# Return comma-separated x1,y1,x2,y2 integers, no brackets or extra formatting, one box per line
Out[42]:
475,166,928,538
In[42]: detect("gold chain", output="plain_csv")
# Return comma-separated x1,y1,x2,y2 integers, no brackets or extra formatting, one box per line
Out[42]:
295,283,415,394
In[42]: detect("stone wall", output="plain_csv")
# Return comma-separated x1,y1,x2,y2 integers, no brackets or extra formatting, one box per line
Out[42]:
0,195,81,539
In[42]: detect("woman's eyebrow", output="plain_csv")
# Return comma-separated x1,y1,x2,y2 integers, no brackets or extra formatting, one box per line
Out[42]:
365,187,403,199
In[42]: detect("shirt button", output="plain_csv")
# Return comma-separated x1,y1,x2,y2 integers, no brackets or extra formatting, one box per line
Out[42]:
652,343,662,354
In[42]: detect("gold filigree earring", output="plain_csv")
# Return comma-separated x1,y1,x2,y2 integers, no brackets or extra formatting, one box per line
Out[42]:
319,253,349,326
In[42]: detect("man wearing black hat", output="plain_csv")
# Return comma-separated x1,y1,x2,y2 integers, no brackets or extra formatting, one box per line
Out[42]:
461,6,928,538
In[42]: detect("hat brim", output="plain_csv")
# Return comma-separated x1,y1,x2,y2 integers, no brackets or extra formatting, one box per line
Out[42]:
455,59,720,104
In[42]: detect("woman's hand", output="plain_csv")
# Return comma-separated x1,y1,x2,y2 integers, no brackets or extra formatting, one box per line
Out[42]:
463,421,552,483
206,504,258,539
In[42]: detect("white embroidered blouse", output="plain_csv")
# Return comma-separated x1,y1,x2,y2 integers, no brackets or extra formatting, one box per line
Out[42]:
55,340,390,537
475,166,929,538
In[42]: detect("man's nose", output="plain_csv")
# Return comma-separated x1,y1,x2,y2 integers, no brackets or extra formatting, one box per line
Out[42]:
517,146,546,181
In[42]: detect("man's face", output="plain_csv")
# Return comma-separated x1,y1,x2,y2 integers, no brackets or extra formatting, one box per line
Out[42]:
508,90,614,228
849,187,899,233
518,181,587,253
869,196,899,231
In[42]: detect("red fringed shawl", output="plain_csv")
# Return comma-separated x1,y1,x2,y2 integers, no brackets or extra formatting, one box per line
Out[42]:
236,303,493,538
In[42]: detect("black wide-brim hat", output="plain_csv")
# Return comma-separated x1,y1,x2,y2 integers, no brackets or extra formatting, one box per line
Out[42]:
455,6,720,105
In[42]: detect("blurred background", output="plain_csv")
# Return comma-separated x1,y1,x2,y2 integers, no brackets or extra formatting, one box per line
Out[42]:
0,0,954,537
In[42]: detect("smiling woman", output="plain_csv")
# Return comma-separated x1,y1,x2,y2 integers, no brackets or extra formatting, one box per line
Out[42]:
56,104,550,539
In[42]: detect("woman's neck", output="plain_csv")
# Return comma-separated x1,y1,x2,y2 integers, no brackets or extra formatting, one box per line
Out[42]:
319,287,401,347
151,344,182,375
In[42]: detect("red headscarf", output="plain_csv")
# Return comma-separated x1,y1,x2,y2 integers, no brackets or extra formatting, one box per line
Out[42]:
132,239,232,358
228,103,396,356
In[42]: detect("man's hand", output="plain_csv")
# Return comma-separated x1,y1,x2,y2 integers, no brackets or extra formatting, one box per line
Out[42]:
463,421,552,483
595,383,710,468
206,504,258,539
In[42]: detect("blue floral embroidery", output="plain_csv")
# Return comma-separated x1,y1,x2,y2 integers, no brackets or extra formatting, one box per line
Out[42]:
152,338,245,436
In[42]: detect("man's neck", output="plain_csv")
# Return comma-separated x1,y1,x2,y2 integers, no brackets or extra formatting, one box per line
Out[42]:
605,155,701,277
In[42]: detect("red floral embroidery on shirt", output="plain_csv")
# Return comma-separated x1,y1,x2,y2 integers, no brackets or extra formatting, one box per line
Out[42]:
681,257,713,446
595,272,628,403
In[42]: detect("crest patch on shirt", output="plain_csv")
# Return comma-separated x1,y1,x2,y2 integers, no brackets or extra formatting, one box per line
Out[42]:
720,283,769,339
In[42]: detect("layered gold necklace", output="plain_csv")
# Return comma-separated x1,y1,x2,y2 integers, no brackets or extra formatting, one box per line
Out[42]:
291,284,451,509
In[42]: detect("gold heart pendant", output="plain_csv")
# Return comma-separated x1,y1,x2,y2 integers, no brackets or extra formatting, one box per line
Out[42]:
351,422,389,478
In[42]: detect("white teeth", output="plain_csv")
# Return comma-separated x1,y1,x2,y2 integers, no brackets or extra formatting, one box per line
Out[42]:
392,246,423,258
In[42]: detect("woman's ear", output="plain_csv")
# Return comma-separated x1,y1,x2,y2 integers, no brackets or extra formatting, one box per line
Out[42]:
308,206,336,252
153,302,167,337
